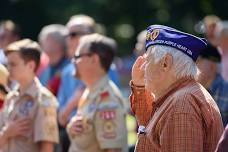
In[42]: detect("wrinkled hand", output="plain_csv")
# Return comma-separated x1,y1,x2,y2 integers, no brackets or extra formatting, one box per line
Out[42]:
3,118,31,139
69,115,84,136
132,55,146,86
58,110,68,127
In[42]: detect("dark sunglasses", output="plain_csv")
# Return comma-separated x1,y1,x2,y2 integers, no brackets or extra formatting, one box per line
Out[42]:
68,32,84,38
71,52,94,62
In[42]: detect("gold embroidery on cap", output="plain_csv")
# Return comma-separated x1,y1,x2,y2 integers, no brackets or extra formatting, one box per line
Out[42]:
146,32,151,40
150,29,160,41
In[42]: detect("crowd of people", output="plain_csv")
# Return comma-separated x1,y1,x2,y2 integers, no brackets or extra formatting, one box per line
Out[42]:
0,14,227,152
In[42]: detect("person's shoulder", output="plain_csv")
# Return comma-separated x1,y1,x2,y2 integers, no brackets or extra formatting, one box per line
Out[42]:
108,80,123,97
172,81,217,113
97,88,119,104
38,86,58,108
173,80,204,97
170,82,204,111
62,63,74,74
96,85,126,113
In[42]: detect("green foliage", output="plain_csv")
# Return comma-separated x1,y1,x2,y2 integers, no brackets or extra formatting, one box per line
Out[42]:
0,0,227,56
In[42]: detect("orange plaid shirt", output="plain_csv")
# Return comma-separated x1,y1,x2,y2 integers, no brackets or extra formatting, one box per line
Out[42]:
130,78,224,152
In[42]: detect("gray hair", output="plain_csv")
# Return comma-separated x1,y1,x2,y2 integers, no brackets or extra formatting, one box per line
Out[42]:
38,24,67,51
147,45,200,80
66,14,95,34
134,30,147,56
215,21,228,38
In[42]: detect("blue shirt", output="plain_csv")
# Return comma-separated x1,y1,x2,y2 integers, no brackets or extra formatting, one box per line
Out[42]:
0,49,7,65
57,63,121,112
209,74,228,126
38,57,69,95
57,63,83,111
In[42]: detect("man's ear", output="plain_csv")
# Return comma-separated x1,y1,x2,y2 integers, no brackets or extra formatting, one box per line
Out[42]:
92,53,100,64
27,60,36,72
160,54,173,71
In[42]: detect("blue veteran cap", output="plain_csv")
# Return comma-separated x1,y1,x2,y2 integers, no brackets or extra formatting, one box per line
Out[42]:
146,25,207,61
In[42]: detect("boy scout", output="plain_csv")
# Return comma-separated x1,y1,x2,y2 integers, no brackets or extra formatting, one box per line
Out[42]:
0,39,59,152
67,33,128,152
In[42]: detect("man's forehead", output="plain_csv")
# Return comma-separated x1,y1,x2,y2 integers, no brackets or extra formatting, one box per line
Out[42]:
7,52,21,61
68,24,90,33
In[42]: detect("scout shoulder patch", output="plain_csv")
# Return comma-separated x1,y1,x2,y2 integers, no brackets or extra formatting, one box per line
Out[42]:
102,121,116,139
99,109,116,120
43,107,56,117
39,93,58,108
39,96,57,117
45,122,57,135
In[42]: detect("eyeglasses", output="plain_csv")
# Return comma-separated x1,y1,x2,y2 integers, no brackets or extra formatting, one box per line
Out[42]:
71,52,94,62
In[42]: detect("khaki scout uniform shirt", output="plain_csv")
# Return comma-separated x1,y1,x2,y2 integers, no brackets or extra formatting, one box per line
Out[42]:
67,75,128,152
130,78,224,152
0,77,59,152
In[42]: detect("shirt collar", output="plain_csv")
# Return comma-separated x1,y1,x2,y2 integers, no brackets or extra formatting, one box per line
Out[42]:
88,75,109,98
17,77,42,99
154,77,195,107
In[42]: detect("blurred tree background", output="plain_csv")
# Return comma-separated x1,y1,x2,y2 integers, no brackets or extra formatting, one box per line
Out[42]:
0,0,227,56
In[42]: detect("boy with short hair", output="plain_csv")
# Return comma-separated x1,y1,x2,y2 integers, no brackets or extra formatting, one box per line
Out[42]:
0,39,59,152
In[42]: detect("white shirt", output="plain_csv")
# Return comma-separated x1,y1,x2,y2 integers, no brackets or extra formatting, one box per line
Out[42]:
0,49,7,65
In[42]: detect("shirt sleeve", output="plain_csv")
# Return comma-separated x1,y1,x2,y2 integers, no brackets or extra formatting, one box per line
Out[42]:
129,80,154,126
160,112,204,152
95,101,127,149
34,97,59,143
134,134,154,152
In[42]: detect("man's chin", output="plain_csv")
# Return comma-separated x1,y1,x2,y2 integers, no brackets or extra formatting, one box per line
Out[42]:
72,70,81,79
74,73,81,79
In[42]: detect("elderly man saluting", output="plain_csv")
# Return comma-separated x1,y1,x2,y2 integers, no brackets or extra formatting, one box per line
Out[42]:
130,25,224,152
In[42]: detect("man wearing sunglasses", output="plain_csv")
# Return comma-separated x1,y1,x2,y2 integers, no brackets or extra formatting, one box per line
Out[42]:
57,15,96,152
58,15,120,152
67,33,128,152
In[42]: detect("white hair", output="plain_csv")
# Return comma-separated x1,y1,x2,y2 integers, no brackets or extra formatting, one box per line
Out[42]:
66,14,95,34
147,45,200,80
38,24,67,51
